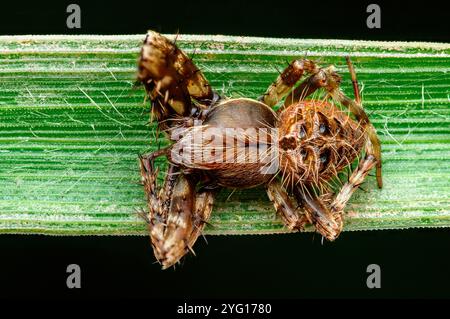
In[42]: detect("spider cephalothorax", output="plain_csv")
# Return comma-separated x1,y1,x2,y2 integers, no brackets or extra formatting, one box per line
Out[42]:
278,100,366,186
138,31,383,269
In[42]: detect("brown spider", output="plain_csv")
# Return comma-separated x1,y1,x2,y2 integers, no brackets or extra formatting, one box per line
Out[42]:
137,31,383,269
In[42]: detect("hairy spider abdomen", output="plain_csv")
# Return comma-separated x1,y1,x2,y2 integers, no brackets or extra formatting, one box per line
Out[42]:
170,98,278,188
278,100,366,185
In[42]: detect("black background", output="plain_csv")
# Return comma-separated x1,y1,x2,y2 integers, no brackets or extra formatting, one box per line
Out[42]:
0,0,449,299
1,0,449,42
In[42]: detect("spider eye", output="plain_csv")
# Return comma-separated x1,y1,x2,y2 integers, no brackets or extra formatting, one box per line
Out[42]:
317,112,331,136
319,123,327,134
319,148,331,171
300,148,308,159
320,151,329,163
298,125,306,139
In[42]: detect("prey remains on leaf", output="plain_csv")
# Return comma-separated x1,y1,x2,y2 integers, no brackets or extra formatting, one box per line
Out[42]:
137,31,383,269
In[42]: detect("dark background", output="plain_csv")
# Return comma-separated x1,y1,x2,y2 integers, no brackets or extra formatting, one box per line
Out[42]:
1,0,450,41
0,0,449,299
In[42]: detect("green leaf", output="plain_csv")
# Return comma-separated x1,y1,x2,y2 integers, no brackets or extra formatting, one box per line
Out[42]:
0,34,449,235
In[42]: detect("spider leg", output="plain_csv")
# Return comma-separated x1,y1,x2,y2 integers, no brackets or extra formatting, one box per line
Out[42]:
267,179,343,240
319,58,383,188
138,148,173,218
259,59,319,108
293,186,343,241
346,56,362,104
139,152,215,269
138,31,219,131
330,139,378,219
266,179,310,231
281,67,338,111
188,189,215,250
345,57,382,188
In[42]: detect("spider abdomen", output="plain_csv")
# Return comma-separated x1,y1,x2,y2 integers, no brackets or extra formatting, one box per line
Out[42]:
169,98,278,188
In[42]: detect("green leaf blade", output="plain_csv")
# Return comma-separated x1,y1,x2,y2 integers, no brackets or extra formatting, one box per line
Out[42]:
0,34,449,235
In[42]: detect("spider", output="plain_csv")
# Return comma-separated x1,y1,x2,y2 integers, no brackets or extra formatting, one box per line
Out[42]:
137,31,383,269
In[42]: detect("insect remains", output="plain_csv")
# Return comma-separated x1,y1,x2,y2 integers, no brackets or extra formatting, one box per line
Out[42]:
137,31,383,269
